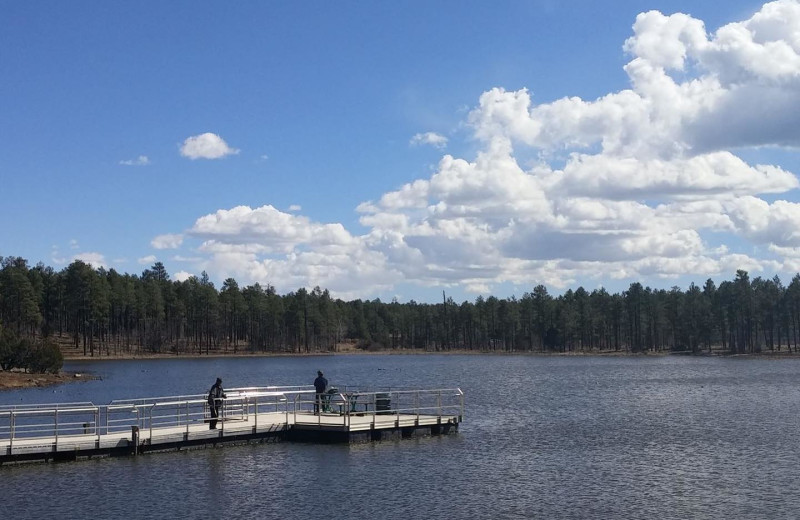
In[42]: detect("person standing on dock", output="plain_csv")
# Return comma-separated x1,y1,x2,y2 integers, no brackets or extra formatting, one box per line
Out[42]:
208,377,226,429
314,370,328,414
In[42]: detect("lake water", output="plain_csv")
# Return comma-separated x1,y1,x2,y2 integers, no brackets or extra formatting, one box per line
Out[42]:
4,354,800,519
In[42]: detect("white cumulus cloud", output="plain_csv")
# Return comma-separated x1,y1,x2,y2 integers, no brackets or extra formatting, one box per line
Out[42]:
181,205,399,298
190,205,355,253
73,252,107,269
173,270,193,282
180,133,240,160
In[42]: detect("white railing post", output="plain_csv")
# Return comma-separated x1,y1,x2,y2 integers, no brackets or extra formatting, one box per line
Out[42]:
345,392,351,428
394,392,399,428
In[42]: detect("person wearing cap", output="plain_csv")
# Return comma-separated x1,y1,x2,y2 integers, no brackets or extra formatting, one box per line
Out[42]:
313,370,328,414
208,377,226,429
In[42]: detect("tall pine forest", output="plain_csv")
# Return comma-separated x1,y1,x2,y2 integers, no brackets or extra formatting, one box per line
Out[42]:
3,255,800,358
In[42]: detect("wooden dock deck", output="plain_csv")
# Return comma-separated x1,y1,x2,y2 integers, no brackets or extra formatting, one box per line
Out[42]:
0,386,463,465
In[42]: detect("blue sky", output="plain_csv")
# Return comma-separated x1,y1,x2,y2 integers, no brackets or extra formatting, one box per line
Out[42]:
3,0,800,303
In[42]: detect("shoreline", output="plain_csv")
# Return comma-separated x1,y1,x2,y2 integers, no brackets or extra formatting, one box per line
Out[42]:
0,370,96,391
58,349,659,362
59,347,800,362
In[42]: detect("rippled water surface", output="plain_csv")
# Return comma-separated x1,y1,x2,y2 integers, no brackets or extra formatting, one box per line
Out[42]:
4,354,800,519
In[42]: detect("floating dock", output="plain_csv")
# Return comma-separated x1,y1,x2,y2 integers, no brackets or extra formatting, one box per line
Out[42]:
0,385,463,465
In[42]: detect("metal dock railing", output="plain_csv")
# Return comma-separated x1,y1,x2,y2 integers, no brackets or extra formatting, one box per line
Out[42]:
0,385,463,465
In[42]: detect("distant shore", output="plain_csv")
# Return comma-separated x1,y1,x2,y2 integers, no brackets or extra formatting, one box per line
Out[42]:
56,348,648,362
50,346,800,364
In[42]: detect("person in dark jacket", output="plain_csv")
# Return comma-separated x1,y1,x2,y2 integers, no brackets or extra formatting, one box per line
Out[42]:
208,377,226,429
313,370,328,414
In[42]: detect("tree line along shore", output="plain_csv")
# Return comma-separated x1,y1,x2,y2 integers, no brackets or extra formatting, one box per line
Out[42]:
2,255,800,370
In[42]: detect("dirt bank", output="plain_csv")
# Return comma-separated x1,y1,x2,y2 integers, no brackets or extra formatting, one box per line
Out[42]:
0,371,95,390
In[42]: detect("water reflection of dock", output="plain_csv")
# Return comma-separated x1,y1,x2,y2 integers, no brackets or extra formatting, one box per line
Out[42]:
0,386,463,465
